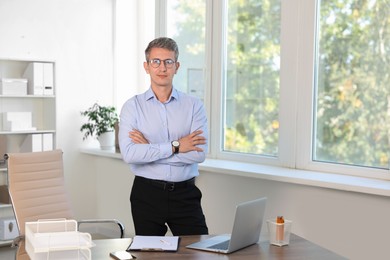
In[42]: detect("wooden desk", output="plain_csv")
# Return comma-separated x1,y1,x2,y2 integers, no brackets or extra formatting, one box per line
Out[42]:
93,234,346,260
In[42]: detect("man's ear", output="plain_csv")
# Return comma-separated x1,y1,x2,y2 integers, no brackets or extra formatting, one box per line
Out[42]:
175,61,180,74
143,61,150,74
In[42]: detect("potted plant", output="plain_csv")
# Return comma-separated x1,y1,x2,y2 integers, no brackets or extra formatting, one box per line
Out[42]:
80,103,119,150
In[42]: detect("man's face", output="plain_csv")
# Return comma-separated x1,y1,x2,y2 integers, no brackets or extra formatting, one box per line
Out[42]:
144,47,180,89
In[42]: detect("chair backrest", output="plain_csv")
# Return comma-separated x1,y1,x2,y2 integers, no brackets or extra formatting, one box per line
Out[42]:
6,149,74,236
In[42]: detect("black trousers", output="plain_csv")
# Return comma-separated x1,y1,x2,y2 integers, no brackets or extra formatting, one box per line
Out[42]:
130,176,209,236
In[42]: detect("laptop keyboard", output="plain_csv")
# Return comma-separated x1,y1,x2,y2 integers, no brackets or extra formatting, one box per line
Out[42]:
208,240,230,250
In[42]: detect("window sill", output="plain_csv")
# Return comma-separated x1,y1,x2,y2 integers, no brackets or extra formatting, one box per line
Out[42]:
80,148,390,197
80,147,122,159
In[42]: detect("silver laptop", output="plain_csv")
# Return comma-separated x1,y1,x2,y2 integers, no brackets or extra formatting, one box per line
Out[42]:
186,197,267,254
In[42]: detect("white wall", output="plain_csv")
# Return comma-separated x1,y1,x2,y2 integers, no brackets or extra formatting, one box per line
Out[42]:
115,0,155,109
1,1,390,260
0,0,115,218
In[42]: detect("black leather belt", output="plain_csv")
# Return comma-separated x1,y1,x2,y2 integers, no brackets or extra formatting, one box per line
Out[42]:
135,176,195,191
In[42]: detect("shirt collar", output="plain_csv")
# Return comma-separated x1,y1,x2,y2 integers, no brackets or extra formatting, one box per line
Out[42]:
145,88,155,101
145,87,179,102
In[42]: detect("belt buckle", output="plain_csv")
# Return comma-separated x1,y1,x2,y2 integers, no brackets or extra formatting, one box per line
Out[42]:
166,182,175,191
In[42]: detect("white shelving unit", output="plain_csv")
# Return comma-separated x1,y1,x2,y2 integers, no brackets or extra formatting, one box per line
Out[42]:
0,58,56,245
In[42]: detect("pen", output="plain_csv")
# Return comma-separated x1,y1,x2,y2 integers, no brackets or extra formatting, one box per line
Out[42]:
160,239,172,246
141,248,163,251
126,243,132,251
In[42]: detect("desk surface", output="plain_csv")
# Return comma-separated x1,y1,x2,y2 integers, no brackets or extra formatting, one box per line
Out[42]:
93,234,346,260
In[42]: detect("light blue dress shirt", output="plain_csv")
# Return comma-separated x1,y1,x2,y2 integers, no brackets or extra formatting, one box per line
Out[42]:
119,88,208,182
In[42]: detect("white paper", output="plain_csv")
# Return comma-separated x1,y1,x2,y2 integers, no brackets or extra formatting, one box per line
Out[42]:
129,236,179,251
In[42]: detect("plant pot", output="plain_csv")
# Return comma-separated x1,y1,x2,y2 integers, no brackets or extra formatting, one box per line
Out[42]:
98,131,115,150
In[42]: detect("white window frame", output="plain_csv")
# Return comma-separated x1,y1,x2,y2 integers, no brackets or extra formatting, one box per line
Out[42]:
156,0,390,180
209,0,295,168
294,0,390,180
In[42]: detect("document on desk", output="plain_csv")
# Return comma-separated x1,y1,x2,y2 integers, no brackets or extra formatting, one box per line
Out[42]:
127,236,179,252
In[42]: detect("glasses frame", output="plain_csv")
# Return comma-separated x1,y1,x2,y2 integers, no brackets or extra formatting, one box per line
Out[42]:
148,58,176,69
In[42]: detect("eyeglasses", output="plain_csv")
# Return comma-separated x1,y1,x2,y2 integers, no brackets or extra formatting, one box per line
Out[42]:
148,58,176,69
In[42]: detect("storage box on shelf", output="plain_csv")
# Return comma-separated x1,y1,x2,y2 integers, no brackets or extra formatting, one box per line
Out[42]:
0,78,27,95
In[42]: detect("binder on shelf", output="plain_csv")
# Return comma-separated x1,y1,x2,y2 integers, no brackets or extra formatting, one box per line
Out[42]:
19,133,54,152
42,133,53,151
23,62,44,95
43,63,54,95
20,134,42,152
23,62,54,96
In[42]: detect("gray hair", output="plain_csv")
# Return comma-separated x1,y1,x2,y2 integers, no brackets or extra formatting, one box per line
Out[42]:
145,37,179,61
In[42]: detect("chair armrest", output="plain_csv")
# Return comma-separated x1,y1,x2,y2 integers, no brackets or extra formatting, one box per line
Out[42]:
78,219,125,238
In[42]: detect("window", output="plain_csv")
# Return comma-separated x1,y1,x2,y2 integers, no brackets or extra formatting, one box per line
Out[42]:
119,0,390,180
165,0,207,100
313,0,390,170
222,0,281,157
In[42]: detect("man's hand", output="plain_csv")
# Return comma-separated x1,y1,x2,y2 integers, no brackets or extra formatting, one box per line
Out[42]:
178,130,206,153
129,129,149,144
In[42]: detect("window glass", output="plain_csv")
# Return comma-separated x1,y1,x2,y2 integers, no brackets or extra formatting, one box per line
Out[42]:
314,0,390,169
222,0,281,156
166,0,206,100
